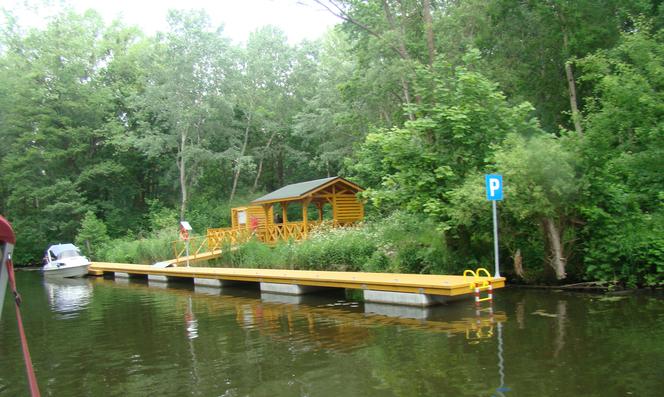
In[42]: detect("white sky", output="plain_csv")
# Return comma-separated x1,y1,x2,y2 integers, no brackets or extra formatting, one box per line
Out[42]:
1,0,341,44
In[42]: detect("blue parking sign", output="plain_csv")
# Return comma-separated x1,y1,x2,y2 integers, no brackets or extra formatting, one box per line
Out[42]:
485,174,503,201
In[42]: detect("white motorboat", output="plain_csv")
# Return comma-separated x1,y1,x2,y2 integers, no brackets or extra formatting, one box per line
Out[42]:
42,244,90,278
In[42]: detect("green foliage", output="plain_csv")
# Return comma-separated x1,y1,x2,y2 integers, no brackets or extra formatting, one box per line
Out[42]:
1,3,661,286
99,229,176,265
578,23,664,286
438,0,654,132
214,212,458,275
494,134,581,221
349,58,540,219
75,211,110,259
145,199,179,233
582,199,664,287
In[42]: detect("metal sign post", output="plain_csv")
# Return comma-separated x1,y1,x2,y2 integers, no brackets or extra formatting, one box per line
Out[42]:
485,174,503,278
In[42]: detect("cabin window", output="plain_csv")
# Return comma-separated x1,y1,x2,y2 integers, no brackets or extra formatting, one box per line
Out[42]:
237,210,247,225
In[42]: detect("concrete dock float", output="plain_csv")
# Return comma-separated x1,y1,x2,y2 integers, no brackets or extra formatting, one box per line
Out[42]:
89,262,505,306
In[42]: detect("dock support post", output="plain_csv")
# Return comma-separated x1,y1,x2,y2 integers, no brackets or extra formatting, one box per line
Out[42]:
260,282,326,295
194,278,241,288
148,274,169,284
363,290,466,307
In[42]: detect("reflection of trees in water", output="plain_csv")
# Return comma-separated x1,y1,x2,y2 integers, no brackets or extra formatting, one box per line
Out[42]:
92,278,510,396
553,300,567,358
96,278,507,354
516,299,525,329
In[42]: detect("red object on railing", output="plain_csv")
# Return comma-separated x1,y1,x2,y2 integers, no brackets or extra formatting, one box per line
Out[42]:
0,215,15,244
1,215,41,397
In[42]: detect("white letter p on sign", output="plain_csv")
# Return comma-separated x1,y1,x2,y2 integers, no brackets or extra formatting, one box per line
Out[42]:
490,178,500,196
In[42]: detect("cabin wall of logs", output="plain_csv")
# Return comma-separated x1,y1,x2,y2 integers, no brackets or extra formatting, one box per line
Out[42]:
207,177,364,247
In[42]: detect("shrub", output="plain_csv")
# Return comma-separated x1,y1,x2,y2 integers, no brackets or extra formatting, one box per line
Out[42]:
75,211,110,260
99,229,176,264
211,212,456,274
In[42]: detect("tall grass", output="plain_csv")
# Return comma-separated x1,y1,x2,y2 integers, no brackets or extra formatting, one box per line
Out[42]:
99,211,464,274
99,230,176,264
213,212,460,274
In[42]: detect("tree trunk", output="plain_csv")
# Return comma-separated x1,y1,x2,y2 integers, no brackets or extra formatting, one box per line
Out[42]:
400,78,415,121
422,0,435,67
557,9,583,136
543,217,567,280
252,129,277,192
383,0,417,119
513,248,525,279
178,130,188,221
315,0,419,117
277,150,284,187
230,114,252,202
564,59,583,136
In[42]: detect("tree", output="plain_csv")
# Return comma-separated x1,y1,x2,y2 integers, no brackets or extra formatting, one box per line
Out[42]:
132,10,235,220
231,26,294,200
293,30,367,177
75,210,110,259
493,134,582,280
437,0,654,133
0,10,119,261
349,55,541,220
577,21,664,286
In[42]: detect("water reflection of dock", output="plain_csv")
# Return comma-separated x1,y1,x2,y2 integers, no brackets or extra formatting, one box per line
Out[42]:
91,277,506,352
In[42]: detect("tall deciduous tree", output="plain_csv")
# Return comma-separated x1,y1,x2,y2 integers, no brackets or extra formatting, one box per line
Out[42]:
133,10,234,220
231,26,294,200
493,134,582,280
438,0,654,133
349,56,540,219
0,10,126,261
577,22,664,286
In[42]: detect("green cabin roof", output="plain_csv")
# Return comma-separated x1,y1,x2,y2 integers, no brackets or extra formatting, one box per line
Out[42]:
251,176,361,204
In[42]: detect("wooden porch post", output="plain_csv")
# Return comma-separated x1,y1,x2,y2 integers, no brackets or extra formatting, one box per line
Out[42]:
317,202,323,222
302,198,311,238
281,202,288,224
332,184,338,226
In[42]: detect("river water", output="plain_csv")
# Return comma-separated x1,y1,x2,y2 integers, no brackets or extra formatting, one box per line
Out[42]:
1,271,662,396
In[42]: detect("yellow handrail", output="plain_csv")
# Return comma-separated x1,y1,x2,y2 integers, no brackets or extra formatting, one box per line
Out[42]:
463,267,494,304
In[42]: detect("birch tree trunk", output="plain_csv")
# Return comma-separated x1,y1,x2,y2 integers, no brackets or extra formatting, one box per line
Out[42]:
252,129,277,192
557,8,583,136
178,129,188,221
543,217,567,280
230,114,252,202
383,0,416,120
564,58,583,136
422,0,435,67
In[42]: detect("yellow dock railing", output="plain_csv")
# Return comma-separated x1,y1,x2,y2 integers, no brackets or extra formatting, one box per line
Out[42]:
463,267,494,305
171,221,348,264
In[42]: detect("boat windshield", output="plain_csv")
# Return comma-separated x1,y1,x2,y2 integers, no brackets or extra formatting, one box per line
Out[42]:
57,249,81,260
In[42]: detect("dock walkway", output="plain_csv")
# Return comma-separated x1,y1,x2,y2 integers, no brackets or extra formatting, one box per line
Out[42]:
89,262,505,306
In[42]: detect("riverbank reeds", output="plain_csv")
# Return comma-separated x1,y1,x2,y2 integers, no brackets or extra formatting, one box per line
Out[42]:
209,212,460,275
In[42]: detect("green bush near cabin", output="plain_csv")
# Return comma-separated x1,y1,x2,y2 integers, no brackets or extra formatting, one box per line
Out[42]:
210,212,459,275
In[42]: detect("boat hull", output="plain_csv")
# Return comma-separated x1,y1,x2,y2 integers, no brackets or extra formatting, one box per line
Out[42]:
43,263,89,278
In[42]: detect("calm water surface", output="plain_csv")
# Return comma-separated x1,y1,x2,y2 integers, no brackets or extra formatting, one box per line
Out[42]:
1,271,662,396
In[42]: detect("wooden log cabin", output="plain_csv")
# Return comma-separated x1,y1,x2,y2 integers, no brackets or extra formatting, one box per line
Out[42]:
207,176,364,246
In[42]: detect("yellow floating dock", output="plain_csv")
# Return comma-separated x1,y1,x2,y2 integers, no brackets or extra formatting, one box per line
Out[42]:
89,262,505,305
